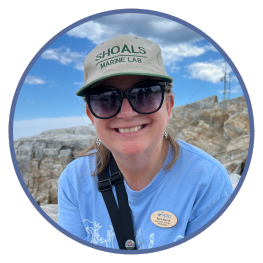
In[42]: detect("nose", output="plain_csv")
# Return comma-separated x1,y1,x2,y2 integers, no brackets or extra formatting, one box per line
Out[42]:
117,98,138,120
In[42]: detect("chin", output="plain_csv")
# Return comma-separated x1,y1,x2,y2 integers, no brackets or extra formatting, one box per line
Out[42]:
117,142,146,157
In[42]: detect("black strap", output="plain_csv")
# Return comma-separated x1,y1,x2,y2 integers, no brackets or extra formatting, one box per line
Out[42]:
98,155,136,250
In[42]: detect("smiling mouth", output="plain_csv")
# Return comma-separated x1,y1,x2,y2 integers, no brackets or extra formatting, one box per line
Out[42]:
116,125,145,134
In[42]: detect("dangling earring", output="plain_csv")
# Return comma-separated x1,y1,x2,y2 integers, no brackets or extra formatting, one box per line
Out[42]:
164,129,168,139
96,138,101,147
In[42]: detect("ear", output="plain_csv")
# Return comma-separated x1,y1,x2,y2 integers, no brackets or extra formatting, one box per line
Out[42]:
165,93,174,124
86,104,94,124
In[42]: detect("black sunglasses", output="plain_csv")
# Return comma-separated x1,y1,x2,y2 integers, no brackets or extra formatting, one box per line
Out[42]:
84,81,166,119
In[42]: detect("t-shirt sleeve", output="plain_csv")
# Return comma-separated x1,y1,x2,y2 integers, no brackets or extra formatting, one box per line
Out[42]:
185,166,233,236
58,166,88,241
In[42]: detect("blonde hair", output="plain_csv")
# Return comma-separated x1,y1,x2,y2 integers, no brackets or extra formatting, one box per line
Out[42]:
79,82,180,176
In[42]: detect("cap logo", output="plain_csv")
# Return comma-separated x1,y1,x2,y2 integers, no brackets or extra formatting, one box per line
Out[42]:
95,44,147,69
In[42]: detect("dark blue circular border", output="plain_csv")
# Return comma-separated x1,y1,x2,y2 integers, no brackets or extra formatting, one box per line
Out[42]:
9,9,254,254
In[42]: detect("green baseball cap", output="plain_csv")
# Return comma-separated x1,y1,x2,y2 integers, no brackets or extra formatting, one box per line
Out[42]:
76,35,173,97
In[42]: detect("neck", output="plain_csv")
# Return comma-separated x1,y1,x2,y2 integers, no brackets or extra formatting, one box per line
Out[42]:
111,139,169,191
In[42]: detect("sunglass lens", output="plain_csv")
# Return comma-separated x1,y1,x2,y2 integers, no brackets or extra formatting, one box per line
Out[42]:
130,83,163,113
88,88,121,118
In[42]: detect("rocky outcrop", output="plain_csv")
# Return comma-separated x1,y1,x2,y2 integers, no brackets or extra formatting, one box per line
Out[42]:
169,95,249,174
15,95,249,205
40,204,58,223
14,126,96,205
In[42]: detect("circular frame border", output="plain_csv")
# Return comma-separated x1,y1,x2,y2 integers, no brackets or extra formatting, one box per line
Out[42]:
9,8,255,254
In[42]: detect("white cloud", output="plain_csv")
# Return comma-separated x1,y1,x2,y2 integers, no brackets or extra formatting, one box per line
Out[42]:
25,75,45,85
13,116,92,140
232,75,239,82
74,82,84,86
150,20,182,34
161,43,215,65
203,45,218,52
41,47,87,71
217,85,242,94
187,59,232,83
67,21,107,44
169,65,180,73
66,14,202,46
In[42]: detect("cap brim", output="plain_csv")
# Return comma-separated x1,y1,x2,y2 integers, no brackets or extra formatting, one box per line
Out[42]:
75,71,173,97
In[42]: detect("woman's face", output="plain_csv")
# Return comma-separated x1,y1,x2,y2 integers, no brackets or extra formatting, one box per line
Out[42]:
86,75,174,157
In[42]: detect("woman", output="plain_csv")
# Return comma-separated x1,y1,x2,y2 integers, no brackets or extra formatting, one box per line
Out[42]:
58,35,233,250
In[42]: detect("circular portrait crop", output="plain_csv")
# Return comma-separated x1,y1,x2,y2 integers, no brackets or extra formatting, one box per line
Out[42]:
10,9,254,254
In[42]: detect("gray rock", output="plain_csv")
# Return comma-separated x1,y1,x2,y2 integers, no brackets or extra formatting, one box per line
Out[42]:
58,148,72,166
169,95,249,175
66,127,77,134
199,95,218,109
43,148,60,157
14,125,96,204
229,173,241,190
224,108,249,140
40,204,58,223
74,125,96,136
39,129,68,137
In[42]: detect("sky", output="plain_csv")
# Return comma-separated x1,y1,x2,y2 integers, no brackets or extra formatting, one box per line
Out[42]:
13,13,244,140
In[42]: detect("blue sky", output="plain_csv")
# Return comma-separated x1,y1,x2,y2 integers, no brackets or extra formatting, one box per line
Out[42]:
13,13,243,140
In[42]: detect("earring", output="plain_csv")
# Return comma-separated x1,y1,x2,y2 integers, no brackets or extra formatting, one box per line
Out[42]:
96,138,101,147
164,129,168,139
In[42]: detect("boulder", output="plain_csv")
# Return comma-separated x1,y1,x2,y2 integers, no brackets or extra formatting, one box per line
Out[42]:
15,125,96,205
40,204,58,223
169,96,249,174
229,173,241,190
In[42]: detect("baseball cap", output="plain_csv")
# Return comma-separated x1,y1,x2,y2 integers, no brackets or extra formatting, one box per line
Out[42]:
75,35,173,97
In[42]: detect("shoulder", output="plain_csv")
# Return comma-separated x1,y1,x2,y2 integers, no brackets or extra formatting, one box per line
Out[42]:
175,139,233,196
58,152,97,190
177,139,227,173
172,140,233,224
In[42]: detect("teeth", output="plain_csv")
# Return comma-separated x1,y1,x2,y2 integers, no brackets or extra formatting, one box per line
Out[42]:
118,125,143,134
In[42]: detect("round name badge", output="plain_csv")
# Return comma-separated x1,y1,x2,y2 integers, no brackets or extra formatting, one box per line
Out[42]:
125,239,136,250
151,211,178,228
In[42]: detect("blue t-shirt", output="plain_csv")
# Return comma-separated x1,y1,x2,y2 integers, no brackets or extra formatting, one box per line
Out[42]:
58,140,233,249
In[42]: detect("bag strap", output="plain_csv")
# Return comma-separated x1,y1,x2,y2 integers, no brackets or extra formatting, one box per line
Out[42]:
98,154,136,250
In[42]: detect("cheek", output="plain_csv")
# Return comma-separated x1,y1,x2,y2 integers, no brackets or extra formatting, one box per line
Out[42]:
149,111,170,140
93,120,107,136
155,105,170,125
